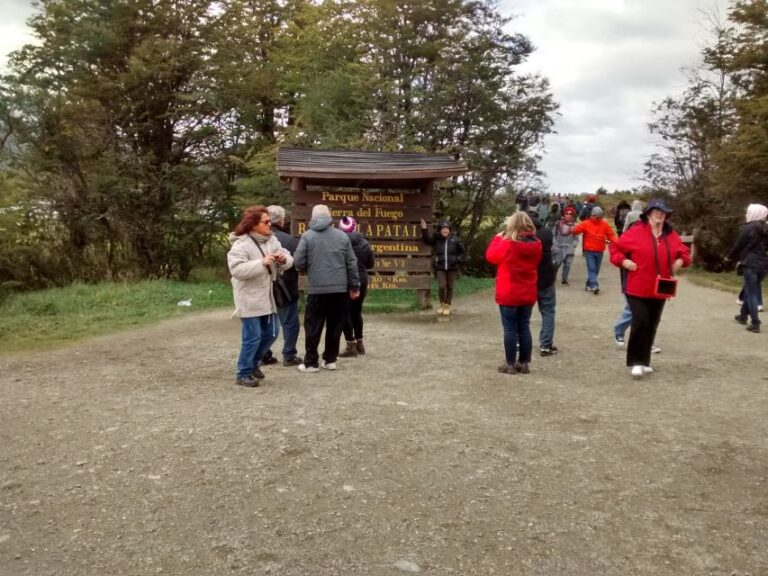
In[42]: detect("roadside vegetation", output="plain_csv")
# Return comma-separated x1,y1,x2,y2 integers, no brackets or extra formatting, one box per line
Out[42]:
0,276,494,354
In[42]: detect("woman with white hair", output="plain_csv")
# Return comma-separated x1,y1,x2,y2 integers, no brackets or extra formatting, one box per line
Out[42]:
728,203,768,333
485,212,542,375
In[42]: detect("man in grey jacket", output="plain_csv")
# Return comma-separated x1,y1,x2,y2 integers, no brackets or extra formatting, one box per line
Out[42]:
293,204,360,372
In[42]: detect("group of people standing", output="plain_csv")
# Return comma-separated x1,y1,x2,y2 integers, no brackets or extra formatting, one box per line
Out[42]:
227,204,374,387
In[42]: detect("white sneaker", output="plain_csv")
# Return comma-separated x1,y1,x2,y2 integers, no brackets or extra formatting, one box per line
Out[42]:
651,346,661,354
615,336,625,347
297,364,319,373
642,366,654,374
759,305,765,312
737,299,743,305
320,360,337,370
631,366,644,379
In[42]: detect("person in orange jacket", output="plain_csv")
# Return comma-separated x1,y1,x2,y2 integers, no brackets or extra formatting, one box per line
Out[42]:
571,206,617,295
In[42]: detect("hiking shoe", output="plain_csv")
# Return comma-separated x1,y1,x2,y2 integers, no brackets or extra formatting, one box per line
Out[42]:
236,375,260,388
250,366,265,380
615,336,625,346
338,341,358,358
561,280,569,286
283,356,303,367
260,355,278,366
651,346,661,354
514,362,530,374
320,360,337,370
498,363,516,375
356,339,366,355
735,314,748,325
746,324,761,333
539,346,558,357
593,288,600,295
297,364,320,373
631,365,644,379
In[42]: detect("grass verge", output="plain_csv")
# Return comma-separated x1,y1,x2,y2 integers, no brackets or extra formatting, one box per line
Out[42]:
0,275,495,353
684,267,742,293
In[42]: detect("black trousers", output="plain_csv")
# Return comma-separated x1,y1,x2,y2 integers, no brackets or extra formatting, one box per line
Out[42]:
342,280,368,341
303,292,348,367
626,295,666,367
437,269,458,304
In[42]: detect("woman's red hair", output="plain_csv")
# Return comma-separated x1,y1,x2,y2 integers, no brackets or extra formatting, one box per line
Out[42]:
234,205,268,236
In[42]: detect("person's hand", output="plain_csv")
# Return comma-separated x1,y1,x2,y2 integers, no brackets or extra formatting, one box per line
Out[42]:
262,254,276,267
349,288,360,300
672,258,684,273
274,251,287,264
623,258,637,271
420,218,427,230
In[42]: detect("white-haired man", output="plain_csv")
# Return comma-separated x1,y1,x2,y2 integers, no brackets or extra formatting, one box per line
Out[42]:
293,204,360,372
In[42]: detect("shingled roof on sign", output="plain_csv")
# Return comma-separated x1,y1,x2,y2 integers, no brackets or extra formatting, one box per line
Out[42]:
277,148,467,183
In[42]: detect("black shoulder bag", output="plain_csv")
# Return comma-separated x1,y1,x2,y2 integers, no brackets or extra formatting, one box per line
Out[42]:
251,237,291,309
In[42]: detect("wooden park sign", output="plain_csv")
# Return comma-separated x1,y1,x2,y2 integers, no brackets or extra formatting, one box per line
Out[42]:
277,148,467,293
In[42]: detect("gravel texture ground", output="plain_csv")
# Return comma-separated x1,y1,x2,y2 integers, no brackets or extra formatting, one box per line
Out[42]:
1,257,767,576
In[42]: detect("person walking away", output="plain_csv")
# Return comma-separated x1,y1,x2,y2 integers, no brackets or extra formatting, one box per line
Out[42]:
579,195,597,221
486,212,542,375
614,200,631,237
552,207,579,285
536,199,550,224
528,212,558,356
727,203,768,333
420,218,465,316
571,207,617,294
228,205,293,387
609,199,691,378
260,205,303,367
337,216,375,357
293,205,360,373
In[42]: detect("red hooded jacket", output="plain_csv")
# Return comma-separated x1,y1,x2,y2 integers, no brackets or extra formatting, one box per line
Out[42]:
485,232,542,306
609,221,691,298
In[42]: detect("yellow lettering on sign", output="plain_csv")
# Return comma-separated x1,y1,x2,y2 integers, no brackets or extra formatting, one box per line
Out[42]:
374,207,404,219
362,192,405,203
298,222,306,234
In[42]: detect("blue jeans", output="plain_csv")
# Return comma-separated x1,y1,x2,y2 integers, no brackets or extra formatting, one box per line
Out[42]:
740,268,765,327
614,296,633,339
278,300,300,359
584,250,604,289
499,305,533,365
537,285,556,348
236,314,280,378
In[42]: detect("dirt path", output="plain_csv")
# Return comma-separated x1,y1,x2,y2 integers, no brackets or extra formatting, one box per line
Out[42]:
1,257,767,576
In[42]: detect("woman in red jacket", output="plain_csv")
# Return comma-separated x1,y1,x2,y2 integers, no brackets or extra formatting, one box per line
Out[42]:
486,212,543,375
609,199,691,378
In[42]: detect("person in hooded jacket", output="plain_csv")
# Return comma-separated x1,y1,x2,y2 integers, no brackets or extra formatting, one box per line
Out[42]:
227,205,294,387
609,199,691,378
727,203,768,333
293,205,360,373
486,212,542,375
420,218,465,316
614,200,631,236
337,216,376,357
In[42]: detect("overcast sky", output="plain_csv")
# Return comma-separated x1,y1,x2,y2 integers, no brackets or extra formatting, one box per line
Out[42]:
1,0,732,194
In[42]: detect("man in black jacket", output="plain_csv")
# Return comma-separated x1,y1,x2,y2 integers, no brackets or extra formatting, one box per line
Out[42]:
264,205,303,365
529,211,558,355
727,203,768,333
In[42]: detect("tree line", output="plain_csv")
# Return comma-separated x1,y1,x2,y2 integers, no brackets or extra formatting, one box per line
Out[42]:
642,0,768,269
0,0,557,292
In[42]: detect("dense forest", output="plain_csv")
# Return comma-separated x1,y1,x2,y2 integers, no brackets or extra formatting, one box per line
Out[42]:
0,0,556,290
2,0,768,294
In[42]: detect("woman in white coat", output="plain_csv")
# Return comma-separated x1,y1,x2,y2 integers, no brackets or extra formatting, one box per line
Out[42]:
228,205,293,387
